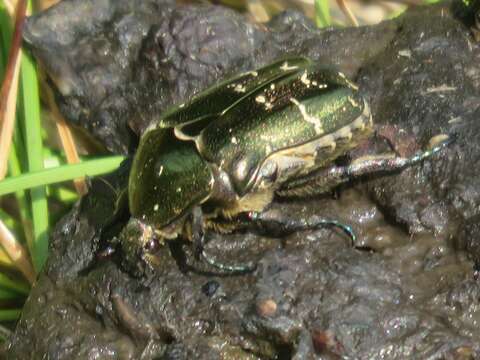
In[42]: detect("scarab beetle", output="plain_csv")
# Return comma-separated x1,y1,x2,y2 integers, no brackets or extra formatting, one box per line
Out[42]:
119,56,450,274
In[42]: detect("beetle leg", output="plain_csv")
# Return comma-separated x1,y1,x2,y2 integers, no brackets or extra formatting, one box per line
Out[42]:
278,135,452,197
191,206,204,260
200,247,257,274
248,211,356,246
199,211,355,274
190,206,256,273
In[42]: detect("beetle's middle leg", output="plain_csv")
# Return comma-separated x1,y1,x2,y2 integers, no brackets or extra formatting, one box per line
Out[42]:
190,206,257,273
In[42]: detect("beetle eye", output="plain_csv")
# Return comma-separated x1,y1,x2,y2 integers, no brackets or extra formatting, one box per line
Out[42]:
144,238,160,253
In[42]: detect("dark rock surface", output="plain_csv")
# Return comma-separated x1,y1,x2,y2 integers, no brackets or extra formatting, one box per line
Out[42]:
8,0,480,358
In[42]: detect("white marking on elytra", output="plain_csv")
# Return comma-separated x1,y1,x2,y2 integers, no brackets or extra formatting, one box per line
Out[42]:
336,126,353,142
300,71,311,87
280,62,299,71
235,158,249,178
347,97,359,108
290,98,324,135
351,116,366,131
256,95,266,103
337,72,359,90
234,84,246,93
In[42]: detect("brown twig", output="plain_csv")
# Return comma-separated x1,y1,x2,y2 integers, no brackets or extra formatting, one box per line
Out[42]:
0,221,35,284
336,0,359,27
46,87,88,195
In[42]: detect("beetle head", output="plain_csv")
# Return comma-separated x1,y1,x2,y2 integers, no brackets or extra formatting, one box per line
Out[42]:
125,215,188,255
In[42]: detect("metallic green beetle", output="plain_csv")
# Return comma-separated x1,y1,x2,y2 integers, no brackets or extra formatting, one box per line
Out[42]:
120,56,449,274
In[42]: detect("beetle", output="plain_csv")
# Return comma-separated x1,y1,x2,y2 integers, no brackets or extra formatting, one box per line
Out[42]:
118,56,450,275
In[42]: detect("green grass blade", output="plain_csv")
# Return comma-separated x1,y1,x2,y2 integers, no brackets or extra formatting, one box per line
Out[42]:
20,49,48,272
0,288,24,300
8,124,33,244
0,23,4,79
0,156,125,196
315,0,331,28
0,273,29,295
0,5,12,60
0,309,22,322
0,208,17,232
48,185,78,203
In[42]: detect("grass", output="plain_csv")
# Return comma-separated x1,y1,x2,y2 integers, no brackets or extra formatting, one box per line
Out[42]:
0,0,126,332
0,0,453,344
315,0,332,27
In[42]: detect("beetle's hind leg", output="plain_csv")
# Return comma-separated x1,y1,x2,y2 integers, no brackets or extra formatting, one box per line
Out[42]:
278,134,453,198
269,135,453,248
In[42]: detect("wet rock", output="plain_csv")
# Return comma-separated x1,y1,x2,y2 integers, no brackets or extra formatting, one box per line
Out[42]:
8,0,480,359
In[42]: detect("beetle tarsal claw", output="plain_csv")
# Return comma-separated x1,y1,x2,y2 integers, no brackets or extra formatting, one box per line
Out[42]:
405,134,453,165
309,219,357,246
